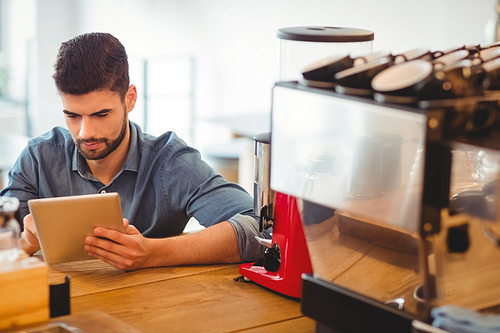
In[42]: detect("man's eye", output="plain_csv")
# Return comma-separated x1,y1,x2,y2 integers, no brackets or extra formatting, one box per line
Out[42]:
96,113,108,118
65,114,78,119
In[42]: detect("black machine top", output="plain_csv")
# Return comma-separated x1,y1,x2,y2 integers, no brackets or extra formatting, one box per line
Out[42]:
277,26,374,43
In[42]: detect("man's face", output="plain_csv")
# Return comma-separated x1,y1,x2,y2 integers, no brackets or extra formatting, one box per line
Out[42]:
61,88,135,161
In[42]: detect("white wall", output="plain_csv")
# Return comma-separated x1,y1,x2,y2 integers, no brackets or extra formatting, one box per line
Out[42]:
16,0,500,145
2,0,36,102
27,0,82,138
0,0,36,135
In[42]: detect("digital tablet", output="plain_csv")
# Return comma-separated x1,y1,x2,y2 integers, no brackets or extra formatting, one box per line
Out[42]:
28,192,125,264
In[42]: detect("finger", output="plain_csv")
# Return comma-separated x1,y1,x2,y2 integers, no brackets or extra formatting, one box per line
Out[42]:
123,218,129,228
124,224,140,235
84,242,131,266
85,235,125,255
95,225,140,246
85,235,140,262
22,215,40,249
87,250,130,270
24,214,38,236
93,227,130,245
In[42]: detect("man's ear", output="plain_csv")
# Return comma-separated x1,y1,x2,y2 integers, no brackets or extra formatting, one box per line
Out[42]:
125,85,137,112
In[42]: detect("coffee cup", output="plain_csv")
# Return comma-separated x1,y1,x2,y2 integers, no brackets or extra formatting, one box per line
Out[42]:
393,47,435,65
353,50,392,66
414,70,470,101
482,57,500,90
372,55,486,103
371,59,433,101
481,41,500,49
432,49,470,70
477,46,500,63
301,54,354,86
437,61,488,97
334,56,393,94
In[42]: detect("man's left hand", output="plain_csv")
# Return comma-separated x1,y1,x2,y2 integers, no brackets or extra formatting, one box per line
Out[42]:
84,219,152,271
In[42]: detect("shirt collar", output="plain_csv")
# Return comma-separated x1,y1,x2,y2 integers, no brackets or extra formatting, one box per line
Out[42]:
122,122,140,172
72,121,140,178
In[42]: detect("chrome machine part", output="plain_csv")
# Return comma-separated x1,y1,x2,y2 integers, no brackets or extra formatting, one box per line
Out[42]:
253,132,275,232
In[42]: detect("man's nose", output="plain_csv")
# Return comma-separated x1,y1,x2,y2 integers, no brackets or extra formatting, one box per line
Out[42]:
79,117,97,139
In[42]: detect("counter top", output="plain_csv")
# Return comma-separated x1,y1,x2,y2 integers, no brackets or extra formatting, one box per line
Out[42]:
46,260,315,333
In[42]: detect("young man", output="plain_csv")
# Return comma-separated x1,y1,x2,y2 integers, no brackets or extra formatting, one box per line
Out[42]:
0,32,265,270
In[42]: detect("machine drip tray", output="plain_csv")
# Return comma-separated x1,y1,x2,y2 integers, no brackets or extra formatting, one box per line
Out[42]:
301,274,427,333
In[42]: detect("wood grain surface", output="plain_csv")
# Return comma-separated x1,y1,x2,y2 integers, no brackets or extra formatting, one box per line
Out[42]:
45,260,316,333
48,259,231,297
1,311,145,333
70,265,311,333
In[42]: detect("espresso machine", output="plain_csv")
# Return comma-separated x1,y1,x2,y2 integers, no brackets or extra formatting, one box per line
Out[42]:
239,133,312,299
270,43,500,332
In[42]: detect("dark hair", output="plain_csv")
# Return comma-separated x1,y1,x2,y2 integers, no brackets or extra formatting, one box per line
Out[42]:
53,32,129,99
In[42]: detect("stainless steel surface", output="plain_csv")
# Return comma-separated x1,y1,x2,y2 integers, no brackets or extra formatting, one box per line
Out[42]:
271,83,426,232
253,134,275,231
271,82,500,315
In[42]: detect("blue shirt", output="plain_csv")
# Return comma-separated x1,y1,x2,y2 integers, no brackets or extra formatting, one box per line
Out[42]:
0,122,265,262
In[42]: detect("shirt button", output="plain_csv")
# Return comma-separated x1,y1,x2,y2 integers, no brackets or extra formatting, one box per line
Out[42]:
100,190,106,194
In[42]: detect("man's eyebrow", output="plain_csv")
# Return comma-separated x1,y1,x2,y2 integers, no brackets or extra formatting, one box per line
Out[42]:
91,109,112,116
63,110,78,116
62,109,112,116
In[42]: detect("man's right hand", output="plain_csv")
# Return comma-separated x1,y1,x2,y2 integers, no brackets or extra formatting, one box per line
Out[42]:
21,214,41,255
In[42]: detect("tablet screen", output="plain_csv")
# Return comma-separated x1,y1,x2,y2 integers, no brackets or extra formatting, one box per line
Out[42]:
28,193,124,264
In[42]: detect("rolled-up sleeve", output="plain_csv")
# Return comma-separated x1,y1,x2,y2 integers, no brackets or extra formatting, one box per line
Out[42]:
161,137,268,262
228,213,269,262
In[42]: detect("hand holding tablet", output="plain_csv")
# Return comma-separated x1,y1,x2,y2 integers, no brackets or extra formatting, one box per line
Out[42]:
28,193,125,264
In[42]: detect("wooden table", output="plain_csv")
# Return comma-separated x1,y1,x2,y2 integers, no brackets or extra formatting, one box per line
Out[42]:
46,260,316,333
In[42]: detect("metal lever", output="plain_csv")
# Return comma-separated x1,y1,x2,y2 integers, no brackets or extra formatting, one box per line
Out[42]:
255,236,272,248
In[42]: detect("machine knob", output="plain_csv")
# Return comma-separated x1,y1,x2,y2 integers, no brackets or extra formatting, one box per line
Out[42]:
263,243,281,272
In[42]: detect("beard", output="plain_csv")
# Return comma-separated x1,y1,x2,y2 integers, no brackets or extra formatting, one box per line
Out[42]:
74,110,128,161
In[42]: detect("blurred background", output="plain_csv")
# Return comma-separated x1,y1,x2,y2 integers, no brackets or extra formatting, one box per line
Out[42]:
0,0,498,192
